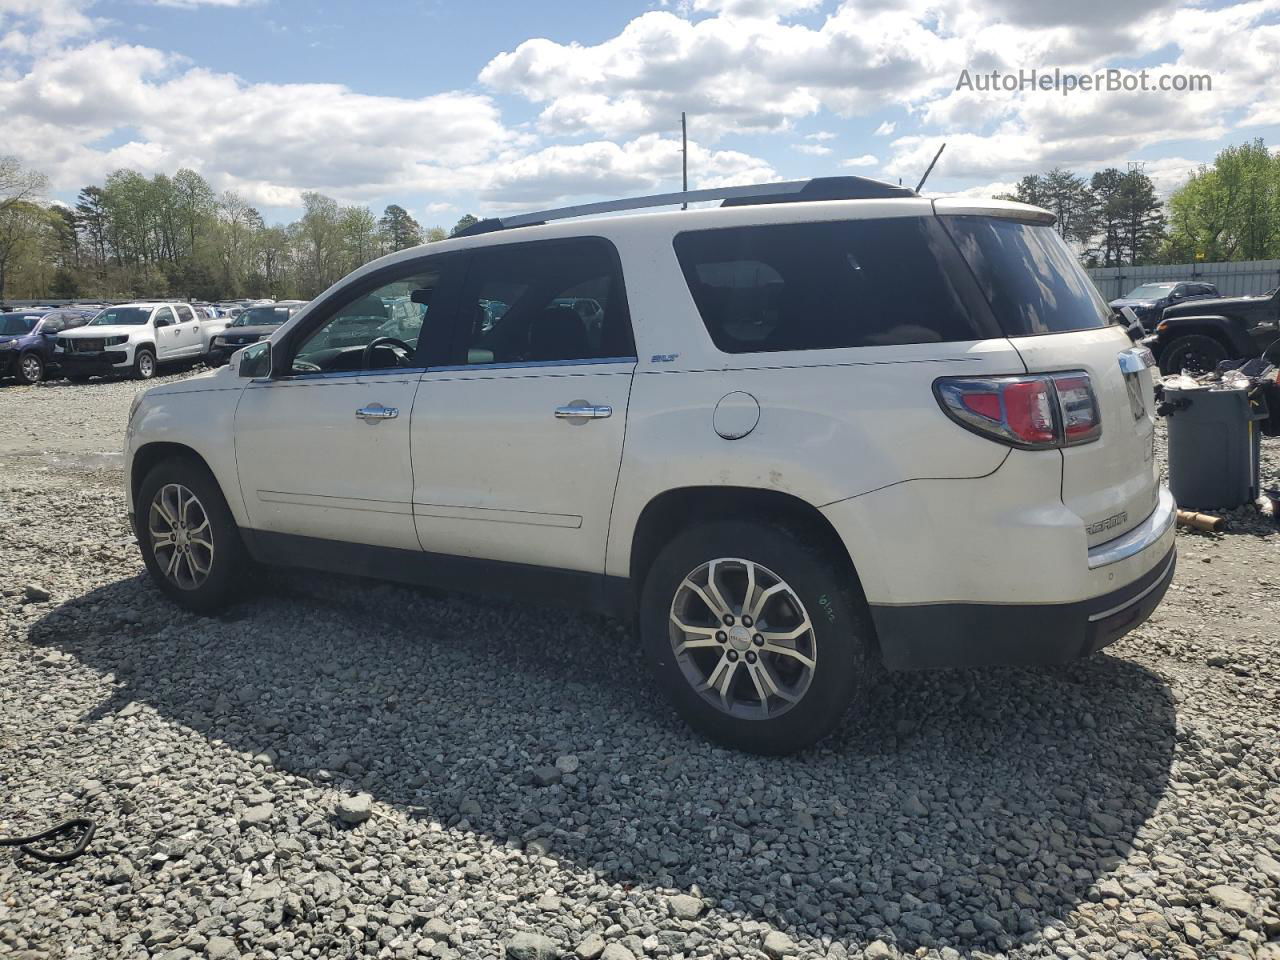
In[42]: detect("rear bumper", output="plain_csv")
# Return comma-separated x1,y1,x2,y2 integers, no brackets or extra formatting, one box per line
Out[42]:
870,546,1176,670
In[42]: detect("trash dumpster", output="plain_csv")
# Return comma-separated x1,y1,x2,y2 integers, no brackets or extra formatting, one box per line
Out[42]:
1162,383,1268,510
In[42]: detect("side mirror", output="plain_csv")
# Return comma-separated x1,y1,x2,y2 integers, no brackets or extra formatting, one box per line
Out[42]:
154,317,172,328
410,288,434,306
238,341,272,378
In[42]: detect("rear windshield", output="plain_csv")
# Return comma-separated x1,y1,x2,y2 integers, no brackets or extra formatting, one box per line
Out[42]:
672,217,995,353
940,216,1111,336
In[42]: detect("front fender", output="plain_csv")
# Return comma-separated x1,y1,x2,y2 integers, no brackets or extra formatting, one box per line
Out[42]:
1155,315,1252,354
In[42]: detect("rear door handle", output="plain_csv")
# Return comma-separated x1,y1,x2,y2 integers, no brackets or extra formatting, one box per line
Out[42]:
356,404,399,421
555,403,612,420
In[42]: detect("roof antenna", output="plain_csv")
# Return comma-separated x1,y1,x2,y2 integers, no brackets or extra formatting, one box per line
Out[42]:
681,112,688,210
914,142,946,194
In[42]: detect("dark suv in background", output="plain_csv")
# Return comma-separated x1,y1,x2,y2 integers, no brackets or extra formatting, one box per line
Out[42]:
205,301,307,366
1108,281,1219,332
0,308,96,384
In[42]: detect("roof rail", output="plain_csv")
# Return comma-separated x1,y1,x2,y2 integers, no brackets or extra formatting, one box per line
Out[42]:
455,176,917,237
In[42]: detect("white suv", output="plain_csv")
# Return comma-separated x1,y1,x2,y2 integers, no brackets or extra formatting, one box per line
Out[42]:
60,302,208,380
123,177,1176,754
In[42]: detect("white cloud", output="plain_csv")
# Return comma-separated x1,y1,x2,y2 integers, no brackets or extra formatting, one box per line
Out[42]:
805,130,836,141
479,8,965,140
873,120,895,135
481,134,777,208
841,153,878,167
692,0,823,17
0,0,97,54
793,143,832,155
151,0,262,7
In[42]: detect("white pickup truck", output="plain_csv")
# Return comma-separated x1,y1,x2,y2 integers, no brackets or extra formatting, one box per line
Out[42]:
57,302,228,380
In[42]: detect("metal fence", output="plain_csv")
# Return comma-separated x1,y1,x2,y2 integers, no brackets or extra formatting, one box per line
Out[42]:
1087,260,1280,300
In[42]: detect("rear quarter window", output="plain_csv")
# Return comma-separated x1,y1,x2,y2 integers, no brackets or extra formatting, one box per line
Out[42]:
940,216,1112,336
672,217,998,354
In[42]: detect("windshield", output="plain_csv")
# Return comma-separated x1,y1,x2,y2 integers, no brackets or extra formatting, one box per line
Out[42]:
940,217,1111,336
90,307,152,326
233,306,294,327
1123,284,1177,299
0,315,42,336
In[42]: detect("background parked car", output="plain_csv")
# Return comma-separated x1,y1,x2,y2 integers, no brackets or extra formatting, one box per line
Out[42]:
57,302,204,380
205,300,307,366
1108,281,1219,332
0,308,95,384
1146,284,1280,373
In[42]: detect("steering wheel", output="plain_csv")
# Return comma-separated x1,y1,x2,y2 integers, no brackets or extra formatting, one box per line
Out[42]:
362,337,414,370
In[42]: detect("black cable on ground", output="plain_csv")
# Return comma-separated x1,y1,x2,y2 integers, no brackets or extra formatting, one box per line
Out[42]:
0,818,96,863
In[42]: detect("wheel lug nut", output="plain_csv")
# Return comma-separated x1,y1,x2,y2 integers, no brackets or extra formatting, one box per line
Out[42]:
742,615,753,627
746,651,757,664
753,634,764,646
715,631,727,643
726,650,739,662
722,614,735,626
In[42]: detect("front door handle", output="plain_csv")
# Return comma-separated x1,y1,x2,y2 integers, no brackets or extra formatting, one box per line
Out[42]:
555,403,612,420
356,404,399,421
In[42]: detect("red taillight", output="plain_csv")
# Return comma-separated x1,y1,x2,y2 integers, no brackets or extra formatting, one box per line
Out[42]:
934,372,1102,449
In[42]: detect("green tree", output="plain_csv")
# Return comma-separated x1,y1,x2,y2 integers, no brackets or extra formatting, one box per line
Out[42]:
379,204,423,252
450,213,479,237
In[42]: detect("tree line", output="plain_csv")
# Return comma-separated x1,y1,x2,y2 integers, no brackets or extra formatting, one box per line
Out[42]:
2,137,1278,301
1001,138,1280,267
0,161,481,302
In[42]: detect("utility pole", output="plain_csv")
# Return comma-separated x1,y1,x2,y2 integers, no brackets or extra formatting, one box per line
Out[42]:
681,112,688,210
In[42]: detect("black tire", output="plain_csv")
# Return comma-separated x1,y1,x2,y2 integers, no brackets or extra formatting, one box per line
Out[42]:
1158,333,1231,376
640,519,873,755
16,352,45,385
133,347,156,380
136,456,247,614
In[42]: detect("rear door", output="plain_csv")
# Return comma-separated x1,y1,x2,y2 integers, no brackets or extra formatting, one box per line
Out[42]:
939,209,1159,548
173,304,202,357
411,237,636,574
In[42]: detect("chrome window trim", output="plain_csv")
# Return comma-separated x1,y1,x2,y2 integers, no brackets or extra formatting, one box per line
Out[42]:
427,356,637,374
1086,486,1176,570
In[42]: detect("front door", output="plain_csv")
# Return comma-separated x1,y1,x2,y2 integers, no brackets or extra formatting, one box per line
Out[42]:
233,256,457,550
173,304,203,357
412,237,636,574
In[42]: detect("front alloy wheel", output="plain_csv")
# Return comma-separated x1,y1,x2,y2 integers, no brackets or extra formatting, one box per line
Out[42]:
18,352,44,384
670,558,817,719
137,456,248,613
148,483,214,590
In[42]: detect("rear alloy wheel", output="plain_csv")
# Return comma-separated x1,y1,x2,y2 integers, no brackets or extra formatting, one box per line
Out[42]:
137,457,247,613
1159,333,1230,376
134,348,156,380
17,352,45,385
641,520,872,754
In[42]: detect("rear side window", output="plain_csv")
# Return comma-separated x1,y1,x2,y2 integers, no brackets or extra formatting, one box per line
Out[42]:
672,218,995,353
458,237,635,365
941,216,1111,336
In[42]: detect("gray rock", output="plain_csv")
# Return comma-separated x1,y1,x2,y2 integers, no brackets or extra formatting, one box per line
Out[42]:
507,931,560,960
1208,885,1256,914
422,918,453,942
238,803,273,828
204,937,240,960
554,755,580,774
667,893,703,920
599,944,635,960
575,933,606,960
864,942,896,960
531,766,562,787
761,930,797,958
335,793,373,824
900,795,928,817
22,584,50,602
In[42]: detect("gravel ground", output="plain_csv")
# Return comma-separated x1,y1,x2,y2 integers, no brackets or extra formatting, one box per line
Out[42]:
1,373,1279,960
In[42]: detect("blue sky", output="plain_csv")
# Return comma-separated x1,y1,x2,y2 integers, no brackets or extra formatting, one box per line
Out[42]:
2,0,1278,230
